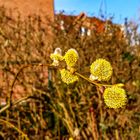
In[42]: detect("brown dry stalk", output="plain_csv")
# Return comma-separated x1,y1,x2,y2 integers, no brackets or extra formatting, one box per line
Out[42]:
0,118,29,140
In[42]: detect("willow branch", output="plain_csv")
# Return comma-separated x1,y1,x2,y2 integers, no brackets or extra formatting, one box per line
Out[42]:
0,96,32,114
0,63,55,114
75,72,124,87
7,63,53,107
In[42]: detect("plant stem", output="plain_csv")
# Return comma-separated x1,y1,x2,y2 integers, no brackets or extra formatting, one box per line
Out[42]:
0,118,29,140
75,72,124,87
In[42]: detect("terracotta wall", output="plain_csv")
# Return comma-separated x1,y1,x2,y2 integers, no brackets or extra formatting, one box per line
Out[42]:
0,0,54,20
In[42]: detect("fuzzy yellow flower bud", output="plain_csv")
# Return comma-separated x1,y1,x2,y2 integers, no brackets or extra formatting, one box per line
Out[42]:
64,48,79,67
103,86,127,108
50,48,63,66
69,137,73,140
60,69,78,84
50,53,63,61
90,59,112,81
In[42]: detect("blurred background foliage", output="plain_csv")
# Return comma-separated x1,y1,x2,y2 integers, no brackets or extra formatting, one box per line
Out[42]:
0,7,140,140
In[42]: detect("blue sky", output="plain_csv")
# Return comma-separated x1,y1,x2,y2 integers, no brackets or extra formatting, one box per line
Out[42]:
54,0,140,24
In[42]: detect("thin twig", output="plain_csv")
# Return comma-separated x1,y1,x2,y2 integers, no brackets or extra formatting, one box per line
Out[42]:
75,72,124,87
3,63,52,113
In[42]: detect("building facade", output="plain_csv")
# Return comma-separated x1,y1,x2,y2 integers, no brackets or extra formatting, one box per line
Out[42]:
0,0,54,20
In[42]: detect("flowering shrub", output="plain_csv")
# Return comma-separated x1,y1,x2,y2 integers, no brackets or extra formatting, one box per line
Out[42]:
50,48,127,109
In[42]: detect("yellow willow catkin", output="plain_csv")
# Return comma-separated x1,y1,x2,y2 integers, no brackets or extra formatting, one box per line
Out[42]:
50,53,63,61
90,58,113,81
64,48,79,67
60,69,78,84
103,86,127,108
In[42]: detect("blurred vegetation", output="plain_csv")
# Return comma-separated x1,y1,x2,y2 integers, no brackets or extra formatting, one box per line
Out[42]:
0,7,140,140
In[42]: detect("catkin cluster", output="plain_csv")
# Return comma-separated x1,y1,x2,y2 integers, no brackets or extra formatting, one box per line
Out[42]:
50,48,127,109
